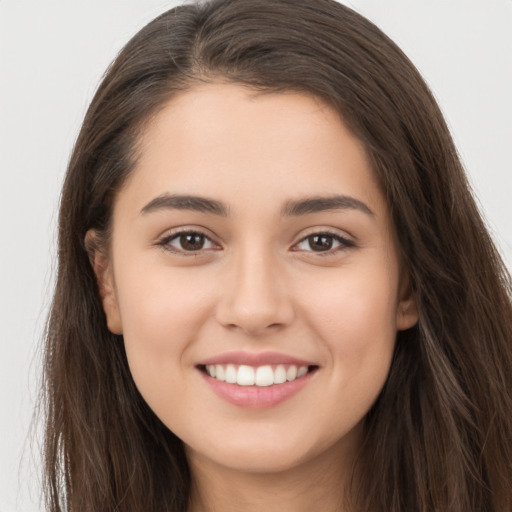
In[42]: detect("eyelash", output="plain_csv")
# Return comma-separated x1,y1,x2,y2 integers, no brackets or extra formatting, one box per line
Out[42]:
156,229,220,255
156,229,355,256
292,231,355,255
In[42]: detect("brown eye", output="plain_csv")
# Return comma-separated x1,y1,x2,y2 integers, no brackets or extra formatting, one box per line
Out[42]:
179,233,206,251
160,231,218,253
307,234,334,252
293,232,354,253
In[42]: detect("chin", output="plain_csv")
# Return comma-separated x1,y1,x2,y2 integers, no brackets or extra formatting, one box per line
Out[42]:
189,443,314,475
183,423,359,477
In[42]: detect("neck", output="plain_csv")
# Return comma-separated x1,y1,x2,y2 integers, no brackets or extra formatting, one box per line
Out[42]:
186,436,360,512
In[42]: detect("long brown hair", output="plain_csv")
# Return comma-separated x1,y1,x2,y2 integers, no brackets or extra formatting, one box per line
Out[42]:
42,0,512,510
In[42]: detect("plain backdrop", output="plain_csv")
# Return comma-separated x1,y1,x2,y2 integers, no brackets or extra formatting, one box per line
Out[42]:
1,1,511,510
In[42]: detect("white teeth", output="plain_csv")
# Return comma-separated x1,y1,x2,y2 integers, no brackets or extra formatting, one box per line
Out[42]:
225,364,237,383
297,366,308,378
205,363,312,386
255,365,274,387
274,364,287,384
237,365,255,386
286,365,297,381
215,364,225,381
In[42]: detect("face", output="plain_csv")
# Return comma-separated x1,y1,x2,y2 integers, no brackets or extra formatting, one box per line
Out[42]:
90,83,418,477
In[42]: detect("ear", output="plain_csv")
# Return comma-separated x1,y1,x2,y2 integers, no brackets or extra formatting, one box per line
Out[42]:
85,230,123,335
396,273,419,331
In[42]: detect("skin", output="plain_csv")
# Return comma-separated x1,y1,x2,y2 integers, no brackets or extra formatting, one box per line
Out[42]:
89,83,418,512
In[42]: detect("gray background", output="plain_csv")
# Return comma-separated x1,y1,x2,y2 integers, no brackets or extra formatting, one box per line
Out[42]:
1,1,511,510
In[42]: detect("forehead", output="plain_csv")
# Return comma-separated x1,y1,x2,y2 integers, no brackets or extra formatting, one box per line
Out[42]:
117,83,386,218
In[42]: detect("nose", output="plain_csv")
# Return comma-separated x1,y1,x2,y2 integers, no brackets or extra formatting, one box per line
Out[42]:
215,248,295,336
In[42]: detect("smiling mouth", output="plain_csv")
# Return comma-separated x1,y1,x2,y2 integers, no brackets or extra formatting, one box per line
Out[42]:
198,364,318,387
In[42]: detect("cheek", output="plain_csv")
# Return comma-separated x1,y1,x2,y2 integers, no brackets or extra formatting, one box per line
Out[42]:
303,264,399,339
299,264,399,385
306,273,398,427
113,262,216,397
117,263,214,340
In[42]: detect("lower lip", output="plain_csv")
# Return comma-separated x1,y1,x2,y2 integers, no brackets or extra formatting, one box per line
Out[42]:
199,369,316,409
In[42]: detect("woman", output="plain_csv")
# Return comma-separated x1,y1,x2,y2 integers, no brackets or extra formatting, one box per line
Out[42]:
42,0,512,510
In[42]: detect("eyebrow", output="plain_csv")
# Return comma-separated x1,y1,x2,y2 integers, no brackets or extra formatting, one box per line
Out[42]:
281,195,374,217
140,193,374,217
140,194,229,216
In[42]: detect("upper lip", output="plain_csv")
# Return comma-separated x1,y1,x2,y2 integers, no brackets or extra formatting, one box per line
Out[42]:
197,351,316,367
